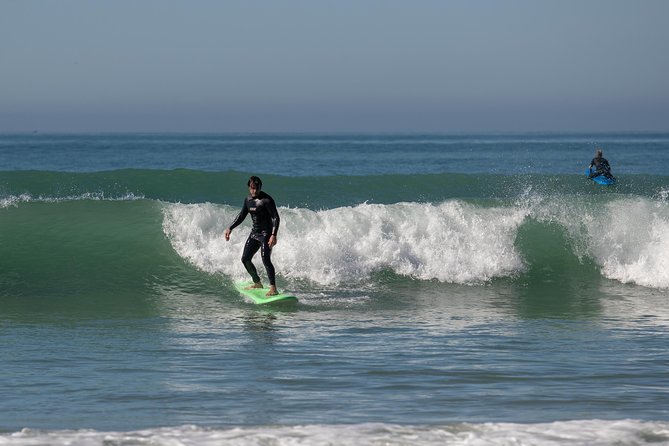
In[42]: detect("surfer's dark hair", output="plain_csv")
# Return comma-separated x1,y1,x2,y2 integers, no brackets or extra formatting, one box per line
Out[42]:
248,176,262,189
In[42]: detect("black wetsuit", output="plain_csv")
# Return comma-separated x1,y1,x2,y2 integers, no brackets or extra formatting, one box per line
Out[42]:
589,156,614,180
228,191,280,286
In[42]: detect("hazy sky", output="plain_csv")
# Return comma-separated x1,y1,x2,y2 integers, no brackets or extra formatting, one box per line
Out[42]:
2,0,668,133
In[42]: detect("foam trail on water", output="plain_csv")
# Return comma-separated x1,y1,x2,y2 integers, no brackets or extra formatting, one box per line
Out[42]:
0,193,144,208
162,201,527,285
4,420,669,446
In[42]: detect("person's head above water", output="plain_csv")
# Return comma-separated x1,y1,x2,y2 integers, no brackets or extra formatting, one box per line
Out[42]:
247,176,262,189
248,176,262,197
596,148,603,157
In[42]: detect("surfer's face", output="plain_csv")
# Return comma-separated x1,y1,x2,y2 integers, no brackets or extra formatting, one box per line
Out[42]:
249,184,260,198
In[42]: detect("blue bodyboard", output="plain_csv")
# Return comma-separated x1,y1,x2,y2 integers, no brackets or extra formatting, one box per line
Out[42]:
586,168,616,185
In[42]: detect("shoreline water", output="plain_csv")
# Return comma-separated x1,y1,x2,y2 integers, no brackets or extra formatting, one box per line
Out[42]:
3,420,669,446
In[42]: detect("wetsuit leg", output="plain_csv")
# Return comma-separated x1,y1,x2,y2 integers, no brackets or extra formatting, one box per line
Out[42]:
590,169,605,179
241,236,262,284
259,236,276,286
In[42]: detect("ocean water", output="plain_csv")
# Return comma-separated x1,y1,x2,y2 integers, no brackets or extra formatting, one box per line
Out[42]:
1,133,669,445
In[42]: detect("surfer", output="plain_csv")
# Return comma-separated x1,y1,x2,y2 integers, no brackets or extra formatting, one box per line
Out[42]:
588,148,615,181
224,176,280,296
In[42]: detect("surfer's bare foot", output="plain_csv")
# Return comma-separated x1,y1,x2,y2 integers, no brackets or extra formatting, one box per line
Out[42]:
245,282,263,290
266,286,278,297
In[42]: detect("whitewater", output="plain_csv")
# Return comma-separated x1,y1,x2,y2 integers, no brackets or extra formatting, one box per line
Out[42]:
162,193,669,289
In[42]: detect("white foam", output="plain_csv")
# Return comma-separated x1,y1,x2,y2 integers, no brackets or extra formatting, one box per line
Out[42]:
517,191,669,290
158,194,669,290
0,194,32,209
0,193,144,208
3,420,669,446
162,201,526,286
162,203,231,275
583,198,669,289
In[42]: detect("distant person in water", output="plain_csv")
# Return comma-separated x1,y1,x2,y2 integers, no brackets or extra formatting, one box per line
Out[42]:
224,176,280,296
588,148,615,180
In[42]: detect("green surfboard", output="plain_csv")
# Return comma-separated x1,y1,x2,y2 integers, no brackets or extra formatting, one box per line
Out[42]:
234,281,298,305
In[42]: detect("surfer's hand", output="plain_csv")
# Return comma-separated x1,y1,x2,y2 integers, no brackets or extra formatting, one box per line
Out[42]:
224,228,231,241
268,235,277,248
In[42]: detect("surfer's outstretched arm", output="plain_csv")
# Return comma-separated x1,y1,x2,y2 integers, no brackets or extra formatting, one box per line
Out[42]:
225,198,249,241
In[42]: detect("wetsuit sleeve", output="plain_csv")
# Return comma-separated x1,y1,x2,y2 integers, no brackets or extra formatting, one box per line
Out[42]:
267,197,280,236
228,198,249,231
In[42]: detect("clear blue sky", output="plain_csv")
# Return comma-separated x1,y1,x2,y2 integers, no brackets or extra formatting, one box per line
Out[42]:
2,0,668,133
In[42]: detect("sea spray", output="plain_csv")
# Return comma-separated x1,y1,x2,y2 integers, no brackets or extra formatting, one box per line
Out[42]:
163,194,669,289
590,198,669,288
162,201,527,285
514,192,669,289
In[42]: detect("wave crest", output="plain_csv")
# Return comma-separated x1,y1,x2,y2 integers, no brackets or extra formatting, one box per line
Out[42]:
162,201,527,285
